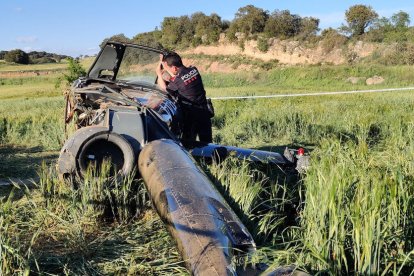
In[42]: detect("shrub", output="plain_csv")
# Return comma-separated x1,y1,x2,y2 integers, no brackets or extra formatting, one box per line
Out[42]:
321,28,348,53
56,58,87,87
191,36,203,47
257,37,269,52
238,39,246,51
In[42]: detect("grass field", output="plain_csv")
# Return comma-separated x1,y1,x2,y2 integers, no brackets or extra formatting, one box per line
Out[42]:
0,60,413,274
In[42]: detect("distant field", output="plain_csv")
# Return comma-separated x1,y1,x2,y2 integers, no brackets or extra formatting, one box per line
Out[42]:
0,57,93,72
203,64,414,97
0,58,94,101
0,62,67,72
0,61,413,275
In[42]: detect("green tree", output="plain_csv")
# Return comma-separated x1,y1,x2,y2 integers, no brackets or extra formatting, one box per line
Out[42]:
0,51,7,60
160,17,180,46
100,34,131,49
31,57,56,64
365,17,392,42
191,12,207,28
264,10,301,39
226,21,241,42
221,20,230,31
299,17,320,39
391,11,410,29
371,17,393,31
132,30,163,49
193,12,223,44
161,16,194,48
366,11,411,43
4,49,29,64
231,5,268,36
344,5,378,36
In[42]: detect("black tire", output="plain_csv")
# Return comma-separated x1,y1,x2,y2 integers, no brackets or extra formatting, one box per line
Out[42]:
76,132,135,178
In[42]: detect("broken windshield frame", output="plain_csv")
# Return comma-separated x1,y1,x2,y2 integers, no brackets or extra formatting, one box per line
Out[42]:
87,42,165,85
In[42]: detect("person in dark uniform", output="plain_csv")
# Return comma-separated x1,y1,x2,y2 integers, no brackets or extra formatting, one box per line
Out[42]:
156,52,212,143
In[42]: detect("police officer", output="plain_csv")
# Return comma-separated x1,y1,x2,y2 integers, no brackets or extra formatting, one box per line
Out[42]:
156,52,212,143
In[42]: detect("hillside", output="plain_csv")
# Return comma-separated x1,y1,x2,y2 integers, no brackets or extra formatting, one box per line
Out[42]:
183,37,378,66
99,4,414,71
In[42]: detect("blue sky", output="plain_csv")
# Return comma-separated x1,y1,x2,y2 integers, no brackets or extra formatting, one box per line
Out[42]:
1,0,414,57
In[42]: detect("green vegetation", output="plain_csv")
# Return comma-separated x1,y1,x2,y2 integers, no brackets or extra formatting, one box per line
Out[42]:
257,37,270,52
4,49,29,64
202,64,414,94
60,58,87,85
1,50,69,65
263,10,319,40
342,5,378,36
1,60,414,274
226,5,268,41
98,3,414,63
0,164,187,275
1,3,414,272
320,28,348,53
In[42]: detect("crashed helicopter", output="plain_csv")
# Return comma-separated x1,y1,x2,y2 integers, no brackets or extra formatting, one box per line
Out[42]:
58,41,309,275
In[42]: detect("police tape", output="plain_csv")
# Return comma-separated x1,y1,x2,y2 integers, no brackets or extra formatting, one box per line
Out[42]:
210,86,414,100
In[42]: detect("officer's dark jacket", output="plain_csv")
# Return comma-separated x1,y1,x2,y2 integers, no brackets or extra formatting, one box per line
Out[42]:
167,66,207,106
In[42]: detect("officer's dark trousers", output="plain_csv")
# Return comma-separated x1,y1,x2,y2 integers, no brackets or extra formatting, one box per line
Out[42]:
181,105,212,143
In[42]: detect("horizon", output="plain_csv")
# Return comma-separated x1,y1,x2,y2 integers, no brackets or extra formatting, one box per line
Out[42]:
1,0,414,57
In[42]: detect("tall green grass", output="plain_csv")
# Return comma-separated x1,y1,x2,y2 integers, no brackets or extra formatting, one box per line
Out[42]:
207,117,414,274
0,96,64,150
1,63,414,274
0,164,188,275
203,64,414,98
208,91,414,274
300,136,414,274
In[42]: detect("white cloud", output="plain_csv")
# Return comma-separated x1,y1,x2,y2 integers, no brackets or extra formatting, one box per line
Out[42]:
15,36,38,43
15,7,23,12
22,46,34,52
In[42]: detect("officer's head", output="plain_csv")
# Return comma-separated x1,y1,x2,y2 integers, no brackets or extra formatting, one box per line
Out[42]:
162,52,183,76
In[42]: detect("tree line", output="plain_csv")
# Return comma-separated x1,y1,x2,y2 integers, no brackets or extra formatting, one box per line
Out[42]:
0,49,69,64
3,4,413,64
101,4,413,51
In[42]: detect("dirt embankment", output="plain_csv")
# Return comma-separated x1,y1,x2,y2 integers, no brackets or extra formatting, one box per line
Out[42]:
181,39,379,72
